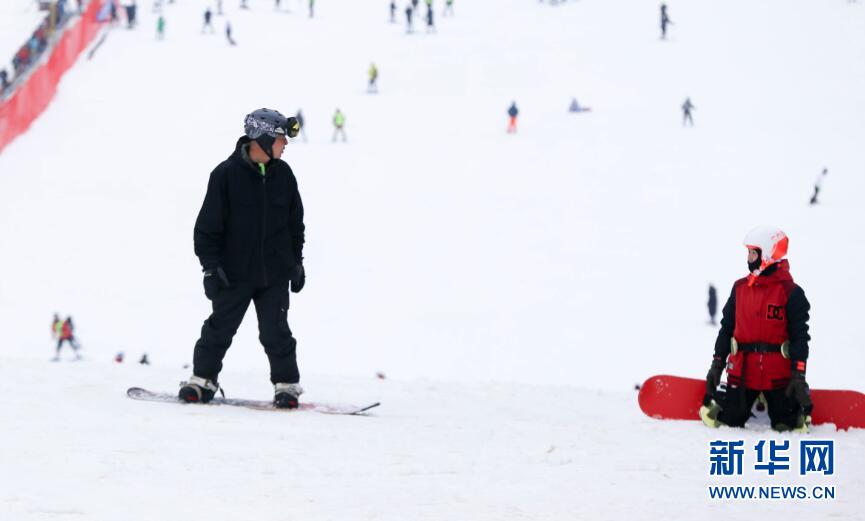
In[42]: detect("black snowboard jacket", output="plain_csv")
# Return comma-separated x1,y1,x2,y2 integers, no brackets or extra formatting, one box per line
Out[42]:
194,136,305,287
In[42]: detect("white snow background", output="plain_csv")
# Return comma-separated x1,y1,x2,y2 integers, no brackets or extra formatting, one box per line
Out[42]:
1,0,864,519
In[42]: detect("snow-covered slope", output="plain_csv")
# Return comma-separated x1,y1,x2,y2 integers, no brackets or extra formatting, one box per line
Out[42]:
2,0,863,390
1,0,864,518
3,358,864,520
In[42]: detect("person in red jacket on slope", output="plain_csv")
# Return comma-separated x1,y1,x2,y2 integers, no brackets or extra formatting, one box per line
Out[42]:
700,226,813,432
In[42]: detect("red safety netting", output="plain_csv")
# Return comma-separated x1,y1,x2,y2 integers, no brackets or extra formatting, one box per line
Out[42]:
0,1,104,154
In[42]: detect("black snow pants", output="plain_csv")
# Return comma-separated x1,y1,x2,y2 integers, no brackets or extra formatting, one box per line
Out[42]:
717,386,801,430
193,281,299,384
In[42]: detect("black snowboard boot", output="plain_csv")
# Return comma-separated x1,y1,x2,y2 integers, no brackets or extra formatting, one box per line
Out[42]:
274,383,303,409
179,375,220,404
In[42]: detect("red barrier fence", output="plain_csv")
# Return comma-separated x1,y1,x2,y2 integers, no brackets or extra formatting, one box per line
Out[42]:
0,1,104,154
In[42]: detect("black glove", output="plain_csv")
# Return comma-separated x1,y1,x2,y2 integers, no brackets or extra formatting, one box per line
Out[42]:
203,267,230,300
290,264,305,293
704,356,725,400
785,368,813,416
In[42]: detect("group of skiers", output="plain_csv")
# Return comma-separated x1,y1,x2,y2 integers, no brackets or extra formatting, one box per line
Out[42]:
277,108,347,142
394,0,455,34
196,7,236,44
4,0,76,98
150,3,236,44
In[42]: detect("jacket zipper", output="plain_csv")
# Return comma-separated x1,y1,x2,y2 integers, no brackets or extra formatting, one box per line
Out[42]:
259,164,268,287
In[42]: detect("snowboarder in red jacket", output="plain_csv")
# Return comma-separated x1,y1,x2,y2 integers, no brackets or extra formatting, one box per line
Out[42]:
701,226,813,432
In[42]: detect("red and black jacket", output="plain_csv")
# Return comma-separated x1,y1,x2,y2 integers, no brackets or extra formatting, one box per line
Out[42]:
713,260,811,389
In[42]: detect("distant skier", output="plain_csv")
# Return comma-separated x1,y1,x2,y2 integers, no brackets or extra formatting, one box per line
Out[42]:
203,8,214,33
52,315,81,361
217,0,223,15
700,226,813,432
240,0,249,9
139,353,150,365
50,313,62,348
226,21,236,45
443,0,454,16
809,167,828,205
156,15,165,39
275,0,281,10
425,3,435,32
180,108,305,408
122,0,137,29
660,3,672,39
295,109,307,141
309,0,315,18
569,97,591,113
507,101,519,133
368,63,379,93
390,1,396,22
707,284,717,325
405,5,414,33
681,97,694,126
0,69,9,96
332,108,347,142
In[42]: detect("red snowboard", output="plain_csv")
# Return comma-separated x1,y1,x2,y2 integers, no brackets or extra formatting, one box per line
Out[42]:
638,375,865,431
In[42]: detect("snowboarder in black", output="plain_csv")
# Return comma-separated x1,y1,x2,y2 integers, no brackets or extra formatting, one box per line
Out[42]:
707,284,717,325
203,8,214,33
390,1,397,22
405,5,414,33
425,3,435,32
180,109,306,409
225,21,236,45
660,3,672,39
0,69,9,96
810,168,828,205
682,97,694,126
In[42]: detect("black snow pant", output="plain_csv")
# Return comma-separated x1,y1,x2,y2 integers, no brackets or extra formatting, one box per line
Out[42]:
683,111,693,126
193,281,299,385
717,386,801,430
57,337,79,352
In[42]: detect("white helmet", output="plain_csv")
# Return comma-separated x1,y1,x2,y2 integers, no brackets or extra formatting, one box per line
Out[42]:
743,225,789,272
